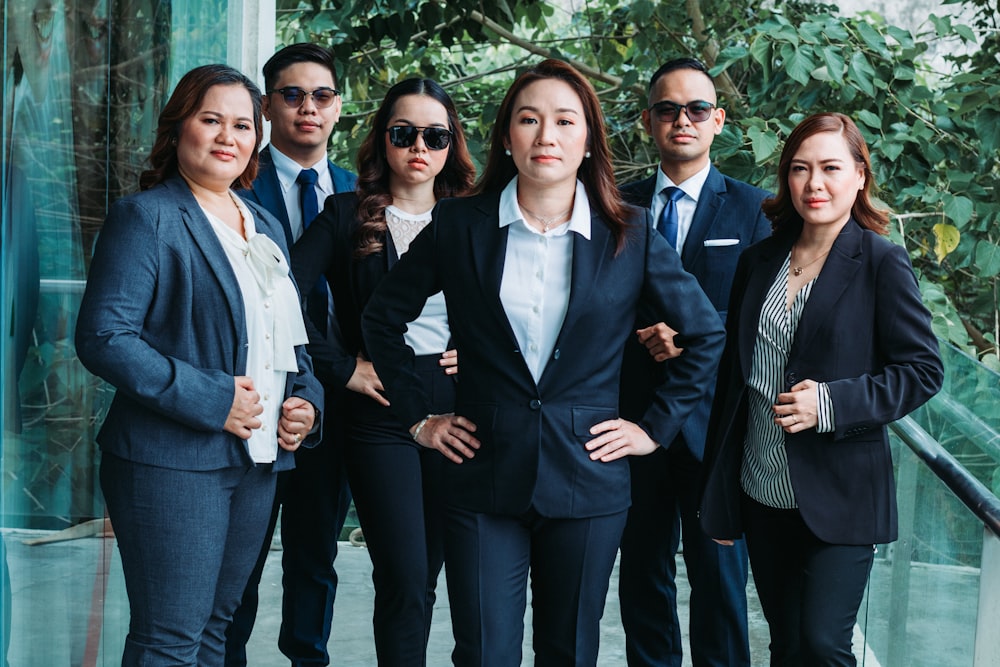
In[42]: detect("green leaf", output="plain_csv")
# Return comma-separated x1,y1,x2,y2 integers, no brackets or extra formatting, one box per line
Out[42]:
974,108,1000,155
856,110,882,130
781,44,814,85
855,21,887,56
749,35,771,67
974,241,1000,278
848,51,876,96
944,195,974,226
819,46,845,84
747,126,779,163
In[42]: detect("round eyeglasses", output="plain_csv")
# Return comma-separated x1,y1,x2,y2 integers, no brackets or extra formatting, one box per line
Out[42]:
648,100,716,124
267,87,341,109
386,126,453,151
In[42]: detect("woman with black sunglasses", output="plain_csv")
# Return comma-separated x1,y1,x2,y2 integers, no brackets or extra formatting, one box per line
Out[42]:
290,77,475,666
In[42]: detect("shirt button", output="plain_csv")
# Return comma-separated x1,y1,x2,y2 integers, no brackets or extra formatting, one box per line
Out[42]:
529,343,538,352
529,399,542,410
264,301,271,309
265,333,271,340
535,271,542,279
265,363,271,370
532,305,540,314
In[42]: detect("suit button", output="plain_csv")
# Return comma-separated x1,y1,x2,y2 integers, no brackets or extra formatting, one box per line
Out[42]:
529,399,542,410
553,348,561,360
786,373,797,385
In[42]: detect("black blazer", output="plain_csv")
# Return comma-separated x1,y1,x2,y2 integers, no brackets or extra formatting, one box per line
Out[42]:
362,192,725,519
700,220,943,545
619,166,771,459
289,192,396,391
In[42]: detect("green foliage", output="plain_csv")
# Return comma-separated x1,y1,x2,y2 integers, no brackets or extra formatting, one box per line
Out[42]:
278,0,999,363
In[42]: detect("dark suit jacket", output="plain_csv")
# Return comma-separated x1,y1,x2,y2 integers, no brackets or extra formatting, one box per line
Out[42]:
361,192,725,519
700,220,943,545
289,192,398,391
240,146,357,247
619,166,771,459
75,177,323,472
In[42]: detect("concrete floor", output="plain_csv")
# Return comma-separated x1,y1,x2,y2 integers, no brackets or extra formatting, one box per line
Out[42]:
4,527,978,666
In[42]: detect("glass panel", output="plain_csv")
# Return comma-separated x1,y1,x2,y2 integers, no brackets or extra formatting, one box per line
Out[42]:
2,0,229,663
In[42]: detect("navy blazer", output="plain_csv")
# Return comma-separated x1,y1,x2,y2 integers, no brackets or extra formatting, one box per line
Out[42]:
700,220,943,545
75,177,324,472
361,192,725,519
240,146,357,247
619,166,771,460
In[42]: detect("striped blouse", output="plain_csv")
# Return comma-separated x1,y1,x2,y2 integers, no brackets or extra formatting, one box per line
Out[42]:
741,254,835,508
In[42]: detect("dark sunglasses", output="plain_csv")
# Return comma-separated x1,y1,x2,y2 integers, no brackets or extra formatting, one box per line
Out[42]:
648,100,716,123
267,86,341,109
386,125,453,151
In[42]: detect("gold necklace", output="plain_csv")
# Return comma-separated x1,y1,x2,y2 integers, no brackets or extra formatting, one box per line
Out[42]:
791,247,830,276
520,203,571,232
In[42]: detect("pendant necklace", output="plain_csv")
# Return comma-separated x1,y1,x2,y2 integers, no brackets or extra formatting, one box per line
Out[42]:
791,247,830,276
520,203,571,232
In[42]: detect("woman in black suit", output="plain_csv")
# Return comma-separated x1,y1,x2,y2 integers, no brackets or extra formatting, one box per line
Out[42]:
290,78,475,666
700,112,944,666
361,59,725,666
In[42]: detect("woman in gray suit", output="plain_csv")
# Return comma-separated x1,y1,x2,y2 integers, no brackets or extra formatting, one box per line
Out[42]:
75,64,322,666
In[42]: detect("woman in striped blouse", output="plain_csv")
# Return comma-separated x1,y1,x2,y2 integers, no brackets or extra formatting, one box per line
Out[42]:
699,112,943,666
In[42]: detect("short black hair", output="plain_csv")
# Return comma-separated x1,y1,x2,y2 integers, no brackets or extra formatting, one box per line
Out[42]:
648,57,714,93
262,43,338,92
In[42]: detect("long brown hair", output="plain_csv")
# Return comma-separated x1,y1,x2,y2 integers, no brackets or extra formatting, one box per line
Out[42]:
762,112,889,236
140,64,263,191
474,59,631,253
353,78,476,259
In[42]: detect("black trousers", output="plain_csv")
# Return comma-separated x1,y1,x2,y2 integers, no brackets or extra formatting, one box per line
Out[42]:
345,354,454,666
742,493,874,667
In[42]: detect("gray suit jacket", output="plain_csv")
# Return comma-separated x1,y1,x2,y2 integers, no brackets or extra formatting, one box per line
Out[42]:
76,176,323,472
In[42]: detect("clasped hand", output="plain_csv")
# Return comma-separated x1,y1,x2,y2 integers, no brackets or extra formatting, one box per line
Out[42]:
223,376,315,451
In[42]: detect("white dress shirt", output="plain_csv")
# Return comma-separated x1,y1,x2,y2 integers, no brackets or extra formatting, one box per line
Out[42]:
498,177,592,384
267,146,335,241
651,162,711,253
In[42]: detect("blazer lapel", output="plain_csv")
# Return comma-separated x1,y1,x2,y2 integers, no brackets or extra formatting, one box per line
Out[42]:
788,221,863,360
167,179,246,335
556,214,610,347
254,148,294,247
737,234,792,381
680,166,725,265
467,195,519,346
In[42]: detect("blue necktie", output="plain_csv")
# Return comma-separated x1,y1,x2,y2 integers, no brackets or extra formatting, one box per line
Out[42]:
657,186,684,249
297,168,328,336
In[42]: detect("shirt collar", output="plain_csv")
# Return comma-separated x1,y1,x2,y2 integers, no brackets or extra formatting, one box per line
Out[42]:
654,161,712,203
498,176,592,240
267,145,331,193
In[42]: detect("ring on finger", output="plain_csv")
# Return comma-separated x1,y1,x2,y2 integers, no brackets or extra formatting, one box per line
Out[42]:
294,433,302,444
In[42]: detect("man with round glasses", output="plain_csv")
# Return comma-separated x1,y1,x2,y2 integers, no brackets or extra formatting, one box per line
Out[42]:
227,42,356,667
618,57,771,667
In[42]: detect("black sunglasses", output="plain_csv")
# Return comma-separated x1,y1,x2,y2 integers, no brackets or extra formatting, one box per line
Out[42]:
648,100,716,124
267,86,341,109
386,126,453,151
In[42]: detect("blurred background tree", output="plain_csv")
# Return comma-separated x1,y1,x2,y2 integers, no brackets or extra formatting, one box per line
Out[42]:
277,0,999,367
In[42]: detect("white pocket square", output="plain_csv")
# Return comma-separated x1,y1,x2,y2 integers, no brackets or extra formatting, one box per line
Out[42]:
703,238,740,247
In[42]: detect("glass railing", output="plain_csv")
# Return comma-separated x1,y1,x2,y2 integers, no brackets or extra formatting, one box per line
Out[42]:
857,344,1000,667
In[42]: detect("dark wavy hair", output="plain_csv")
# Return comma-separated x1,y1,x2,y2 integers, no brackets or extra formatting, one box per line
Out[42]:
353,78,476,259
140,64,263,191
474,59,631,254
762,112,889,236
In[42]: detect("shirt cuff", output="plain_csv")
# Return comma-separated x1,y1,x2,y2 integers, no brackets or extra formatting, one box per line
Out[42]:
816,383,835,433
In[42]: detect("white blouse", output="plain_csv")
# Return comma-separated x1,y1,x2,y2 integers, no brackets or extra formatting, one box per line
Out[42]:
204,194,308,462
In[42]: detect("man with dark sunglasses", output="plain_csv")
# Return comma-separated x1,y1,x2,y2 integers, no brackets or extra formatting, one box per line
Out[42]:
617,57,772,667
227,42,356,667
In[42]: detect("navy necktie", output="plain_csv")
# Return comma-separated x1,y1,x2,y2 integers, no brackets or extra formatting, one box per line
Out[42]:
657,186,685,249
297,168,320,229
296,168,328,336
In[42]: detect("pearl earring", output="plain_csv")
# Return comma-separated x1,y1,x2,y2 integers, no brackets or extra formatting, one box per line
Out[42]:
505,149,511,156
585,151,591,158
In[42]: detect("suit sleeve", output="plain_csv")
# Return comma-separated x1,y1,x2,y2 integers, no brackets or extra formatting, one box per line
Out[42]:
75,198,237,433
361,212,443,429
290,196,358,389
636,213,727,445
826,243,943,438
